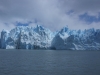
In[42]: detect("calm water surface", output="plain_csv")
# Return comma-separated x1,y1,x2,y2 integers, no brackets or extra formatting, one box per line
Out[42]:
0,50,100,75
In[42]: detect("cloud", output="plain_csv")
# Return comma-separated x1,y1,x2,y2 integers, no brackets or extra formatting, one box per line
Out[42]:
0,0,100,31
59,0,100,15
0,22,15,32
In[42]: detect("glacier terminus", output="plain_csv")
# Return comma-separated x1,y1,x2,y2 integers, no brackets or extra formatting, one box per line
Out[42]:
0,25,100,50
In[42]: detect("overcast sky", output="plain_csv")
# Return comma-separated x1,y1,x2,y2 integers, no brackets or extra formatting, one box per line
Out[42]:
0,0,100,31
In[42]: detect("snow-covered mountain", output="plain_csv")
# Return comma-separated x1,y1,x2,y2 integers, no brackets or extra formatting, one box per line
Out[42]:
0,25,100,50
0,25,55,49
51,27,100,50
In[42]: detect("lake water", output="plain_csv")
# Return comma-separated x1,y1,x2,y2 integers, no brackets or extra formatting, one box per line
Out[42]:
0,50,100,75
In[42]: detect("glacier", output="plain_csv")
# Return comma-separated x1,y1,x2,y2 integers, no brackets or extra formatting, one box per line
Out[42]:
0,25,100,50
